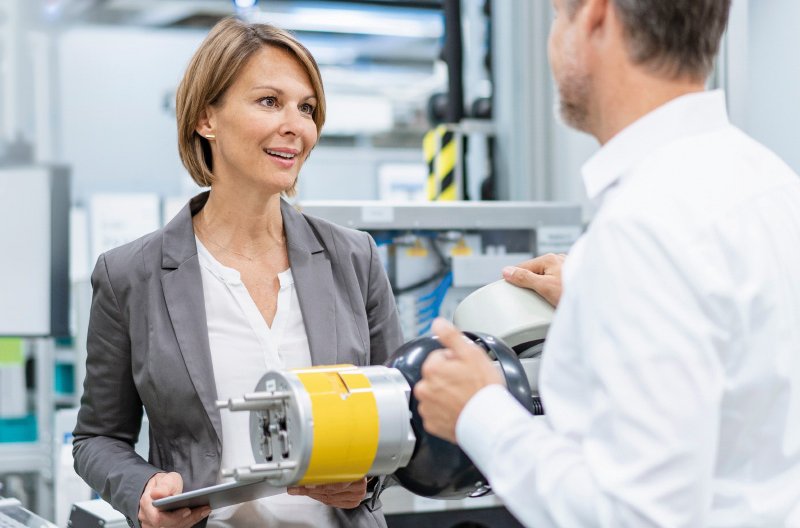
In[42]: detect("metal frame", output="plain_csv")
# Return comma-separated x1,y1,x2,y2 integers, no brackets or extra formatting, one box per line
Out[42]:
715,0,749,128
296,200,581,230
0,0,19,142
491,0,553,201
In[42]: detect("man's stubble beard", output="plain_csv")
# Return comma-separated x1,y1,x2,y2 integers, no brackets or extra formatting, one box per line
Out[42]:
555,63,593,134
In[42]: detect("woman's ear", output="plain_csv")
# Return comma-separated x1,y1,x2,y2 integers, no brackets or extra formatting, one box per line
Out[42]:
195,107,215,138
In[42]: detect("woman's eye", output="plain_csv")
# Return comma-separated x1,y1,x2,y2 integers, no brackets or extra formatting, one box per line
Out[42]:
300,103,315,115
259,96,277,107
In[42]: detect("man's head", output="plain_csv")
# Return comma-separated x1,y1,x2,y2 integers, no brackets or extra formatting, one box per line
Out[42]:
549,0,731,137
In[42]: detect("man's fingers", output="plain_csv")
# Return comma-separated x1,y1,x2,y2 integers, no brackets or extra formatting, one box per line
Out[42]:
414,379,429,403
512,259,547,275
515,253,564,272
503,265,548,289
503,266,562,306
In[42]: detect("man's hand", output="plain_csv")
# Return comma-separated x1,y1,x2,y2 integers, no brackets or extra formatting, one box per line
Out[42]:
502,253,566,307
414,318,504,443
138,472,211,528
287,478,368,509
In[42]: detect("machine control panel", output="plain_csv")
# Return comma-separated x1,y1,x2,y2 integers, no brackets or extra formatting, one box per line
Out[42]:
0,498,56,528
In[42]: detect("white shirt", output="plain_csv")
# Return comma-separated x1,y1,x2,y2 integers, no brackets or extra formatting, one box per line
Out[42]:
457,91,800,527
195,238,338,527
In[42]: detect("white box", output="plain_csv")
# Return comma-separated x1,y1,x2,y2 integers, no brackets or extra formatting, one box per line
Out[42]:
0,166,70,336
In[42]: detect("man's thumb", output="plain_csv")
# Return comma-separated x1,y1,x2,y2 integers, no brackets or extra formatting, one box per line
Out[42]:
432,318,467,349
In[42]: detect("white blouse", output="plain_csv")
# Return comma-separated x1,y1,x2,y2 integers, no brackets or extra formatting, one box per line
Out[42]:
195,237,338,527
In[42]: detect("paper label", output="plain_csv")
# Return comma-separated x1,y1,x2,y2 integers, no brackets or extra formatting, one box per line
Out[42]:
361,206,394,223
537,225,583,255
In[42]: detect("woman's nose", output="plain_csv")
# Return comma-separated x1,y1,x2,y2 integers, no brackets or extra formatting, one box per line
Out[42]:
278,107,304,136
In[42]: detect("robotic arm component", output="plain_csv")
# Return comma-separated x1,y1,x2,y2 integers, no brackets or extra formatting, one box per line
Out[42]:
219,365,416,486
215,280,553,501
387,329,537,499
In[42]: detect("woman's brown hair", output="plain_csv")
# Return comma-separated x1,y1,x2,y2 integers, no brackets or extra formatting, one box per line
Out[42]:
176,16,326,191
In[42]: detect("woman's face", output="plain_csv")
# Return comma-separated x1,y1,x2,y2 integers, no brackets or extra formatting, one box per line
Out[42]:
200,45,319,193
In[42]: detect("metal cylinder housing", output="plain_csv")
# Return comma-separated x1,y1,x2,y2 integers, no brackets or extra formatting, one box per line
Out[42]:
228,364,414,487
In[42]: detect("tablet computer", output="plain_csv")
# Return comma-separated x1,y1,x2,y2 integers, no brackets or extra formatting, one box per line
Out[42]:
152,478,286,511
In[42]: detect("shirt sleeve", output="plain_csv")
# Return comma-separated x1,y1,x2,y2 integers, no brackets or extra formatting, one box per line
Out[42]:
456,214,727,528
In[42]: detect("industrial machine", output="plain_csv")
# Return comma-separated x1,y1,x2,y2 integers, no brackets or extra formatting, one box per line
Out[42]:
156,279,554,511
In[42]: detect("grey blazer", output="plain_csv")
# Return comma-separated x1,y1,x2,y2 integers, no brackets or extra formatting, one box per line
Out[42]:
73,192,403,528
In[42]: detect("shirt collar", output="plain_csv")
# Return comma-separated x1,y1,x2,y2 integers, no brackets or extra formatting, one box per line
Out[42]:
581,90,730,203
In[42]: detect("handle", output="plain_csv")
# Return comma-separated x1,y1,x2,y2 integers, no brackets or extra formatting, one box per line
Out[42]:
462,331,536,415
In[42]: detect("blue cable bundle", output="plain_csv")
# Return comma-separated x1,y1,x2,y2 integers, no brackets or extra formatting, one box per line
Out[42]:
416,271,453,336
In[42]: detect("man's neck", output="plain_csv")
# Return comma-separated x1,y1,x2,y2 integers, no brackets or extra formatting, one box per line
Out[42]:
591,71,706,145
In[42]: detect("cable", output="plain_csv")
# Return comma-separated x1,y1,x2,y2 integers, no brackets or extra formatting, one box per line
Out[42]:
514,339,546,359
391,234,451,295
530,396,545,416
416,272,453,335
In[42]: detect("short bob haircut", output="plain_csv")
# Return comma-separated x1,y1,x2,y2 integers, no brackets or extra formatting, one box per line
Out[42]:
176,16,326,191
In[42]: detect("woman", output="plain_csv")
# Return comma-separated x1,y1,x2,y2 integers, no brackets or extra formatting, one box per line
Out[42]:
73,17,402,528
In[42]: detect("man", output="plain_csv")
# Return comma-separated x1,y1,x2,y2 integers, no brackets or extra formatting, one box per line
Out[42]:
414,0,800,526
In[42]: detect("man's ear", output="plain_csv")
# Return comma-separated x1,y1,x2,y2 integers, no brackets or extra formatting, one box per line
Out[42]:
576,0,611,44
195,107,215,138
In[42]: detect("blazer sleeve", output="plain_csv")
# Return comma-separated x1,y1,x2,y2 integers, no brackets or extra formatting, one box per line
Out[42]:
73,253,162,527
363,232,404,365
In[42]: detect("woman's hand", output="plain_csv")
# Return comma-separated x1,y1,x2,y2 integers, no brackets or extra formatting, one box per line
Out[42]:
138,472,211,528
287,477,368,509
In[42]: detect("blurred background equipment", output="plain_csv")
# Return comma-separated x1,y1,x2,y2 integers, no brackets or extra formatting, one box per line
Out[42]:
0,167,69,524
296,200,580,339
0,496,57,528
66,499,127,528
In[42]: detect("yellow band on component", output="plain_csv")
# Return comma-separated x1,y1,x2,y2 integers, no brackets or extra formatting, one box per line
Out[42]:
292,365,380,485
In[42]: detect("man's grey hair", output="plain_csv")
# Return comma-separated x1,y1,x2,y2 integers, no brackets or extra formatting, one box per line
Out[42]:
567,0,732,80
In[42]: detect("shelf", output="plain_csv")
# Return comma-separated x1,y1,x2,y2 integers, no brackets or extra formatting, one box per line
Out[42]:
0,443,51,476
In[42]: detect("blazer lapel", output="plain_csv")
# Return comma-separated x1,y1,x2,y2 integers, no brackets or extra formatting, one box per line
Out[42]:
282,199,338,366
161,192,222,447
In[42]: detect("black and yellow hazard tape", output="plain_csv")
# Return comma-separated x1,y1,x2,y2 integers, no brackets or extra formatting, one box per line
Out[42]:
423,125,458,201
